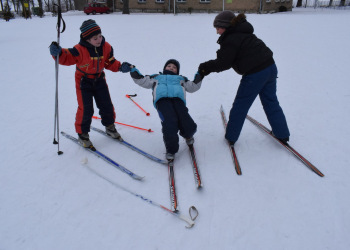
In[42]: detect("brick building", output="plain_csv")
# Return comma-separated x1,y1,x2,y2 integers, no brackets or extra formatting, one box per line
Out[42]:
77,0,292,14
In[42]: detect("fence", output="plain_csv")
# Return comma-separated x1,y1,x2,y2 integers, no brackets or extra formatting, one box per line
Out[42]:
293,0,350,8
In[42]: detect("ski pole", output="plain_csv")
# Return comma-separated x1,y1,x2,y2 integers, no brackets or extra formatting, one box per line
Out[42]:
52,0,65,155
84,164,198,228
92,116,153,132
126,94,150,116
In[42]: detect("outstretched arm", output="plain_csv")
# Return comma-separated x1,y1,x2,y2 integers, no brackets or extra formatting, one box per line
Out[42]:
181,72,203,93
130,67,157,89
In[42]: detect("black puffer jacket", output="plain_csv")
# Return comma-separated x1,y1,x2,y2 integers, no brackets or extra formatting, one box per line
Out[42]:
199,14,274,76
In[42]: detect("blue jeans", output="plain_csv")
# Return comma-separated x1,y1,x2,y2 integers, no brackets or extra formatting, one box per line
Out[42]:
225,64,290,143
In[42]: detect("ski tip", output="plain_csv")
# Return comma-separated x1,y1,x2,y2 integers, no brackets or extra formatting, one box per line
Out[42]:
135,176,145,181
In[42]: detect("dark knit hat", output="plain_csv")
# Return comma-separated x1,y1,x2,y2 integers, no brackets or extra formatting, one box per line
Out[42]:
163,59,180,74
80,19,101,40
213,11,236,28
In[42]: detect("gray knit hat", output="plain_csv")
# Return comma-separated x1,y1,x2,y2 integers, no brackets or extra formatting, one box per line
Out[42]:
213,11,236,28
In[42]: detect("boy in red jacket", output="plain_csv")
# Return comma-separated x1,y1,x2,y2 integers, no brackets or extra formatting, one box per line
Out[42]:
49,19,132,148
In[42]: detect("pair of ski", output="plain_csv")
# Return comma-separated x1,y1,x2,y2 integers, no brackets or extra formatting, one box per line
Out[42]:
61,126,167,181
168,143,202,212
220,105,324,177
61,127,199,228
61,126,202,209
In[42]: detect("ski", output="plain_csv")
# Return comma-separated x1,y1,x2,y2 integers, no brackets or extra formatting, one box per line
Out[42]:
220,105,242,175
168,160,178,212
84,164,198,228
90,126,167,165
245,115,324,177
188,144,202,188
61,131,144,180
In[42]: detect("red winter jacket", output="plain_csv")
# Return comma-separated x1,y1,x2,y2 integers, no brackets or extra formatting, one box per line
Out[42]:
56,37,121,84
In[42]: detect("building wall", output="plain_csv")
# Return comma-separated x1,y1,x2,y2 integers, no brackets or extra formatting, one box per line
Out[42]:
80,0,292,13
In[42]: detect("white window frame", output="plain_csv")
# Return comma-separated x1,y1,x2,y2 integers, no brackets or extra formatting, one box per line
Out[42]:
138,0,147,3
200,0,211,3
155,0,165,2
177,0,186,3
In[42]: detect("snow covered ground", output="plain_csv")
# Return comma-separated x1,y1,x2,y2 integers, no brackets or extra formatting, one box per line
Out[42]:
1,7,350,250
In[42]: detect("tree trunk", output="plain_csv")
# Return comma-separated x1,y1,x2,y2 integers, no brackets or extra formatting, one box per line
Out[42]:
122,0,129,14
296,0,302,7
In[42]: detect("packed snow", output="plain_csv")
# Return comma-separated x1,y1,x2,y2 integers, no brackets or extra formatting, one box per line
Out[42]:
1,7,349,250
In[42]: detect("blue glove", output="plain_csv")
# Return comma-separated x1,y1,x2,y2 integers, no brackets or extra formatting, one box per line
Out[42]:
120,62,132,73
130,67,143,79
49,42,62,57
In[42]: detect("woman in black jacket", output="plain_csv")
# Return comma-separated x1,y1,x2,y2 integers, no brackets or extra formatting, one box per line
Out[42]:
198,11,290,146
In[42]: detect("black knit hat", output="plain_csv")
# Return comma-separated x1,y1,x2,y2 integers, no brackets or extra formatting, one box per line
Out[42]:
163,59,180,74
213,11,236,28
80,19,101,40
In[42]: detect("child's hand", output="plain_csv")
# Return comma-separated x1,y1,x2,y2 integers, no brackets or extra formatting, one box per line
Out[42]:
193,72,204,84
130,67,143,79
120,62,132,73
49,42,62,57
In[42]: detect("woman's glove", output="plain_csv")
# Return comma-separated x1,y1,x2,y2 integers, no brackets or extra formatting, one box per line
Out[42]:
49,42,62,57
198,63,210,76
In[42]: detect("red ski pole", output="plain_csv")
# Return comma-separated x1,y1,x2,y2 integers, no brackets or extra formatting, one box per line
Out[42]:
126,94,150,116
92,116,153,133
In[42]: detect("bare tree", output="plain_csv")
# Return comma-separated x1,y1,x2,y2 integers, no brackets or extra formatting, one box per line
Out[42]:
122,0,129,14
68,0,73,10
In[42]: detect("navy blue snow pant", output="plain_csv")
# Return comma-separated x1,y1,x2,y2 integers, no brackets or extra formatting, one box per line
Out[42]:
225,64,290,143
75,73,115,134
156,98,197,154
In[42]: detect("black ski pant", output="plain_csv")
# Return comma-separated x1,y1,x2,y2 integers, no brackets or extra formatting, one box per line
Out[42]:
156,98,197,155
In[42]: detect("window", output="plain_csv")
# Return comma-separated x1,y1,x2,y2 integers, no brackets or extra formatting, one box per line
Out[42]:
138,0,146,3
200,0,211,2
177,0,186,2
156,0,165,2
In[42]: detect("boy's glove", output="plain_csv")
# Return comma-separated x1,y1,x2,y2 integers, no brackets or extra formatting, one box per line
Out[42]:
120,62,132,73
49,41,62,57
130,67,143,79
198,63,210,77
193,72,204,84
